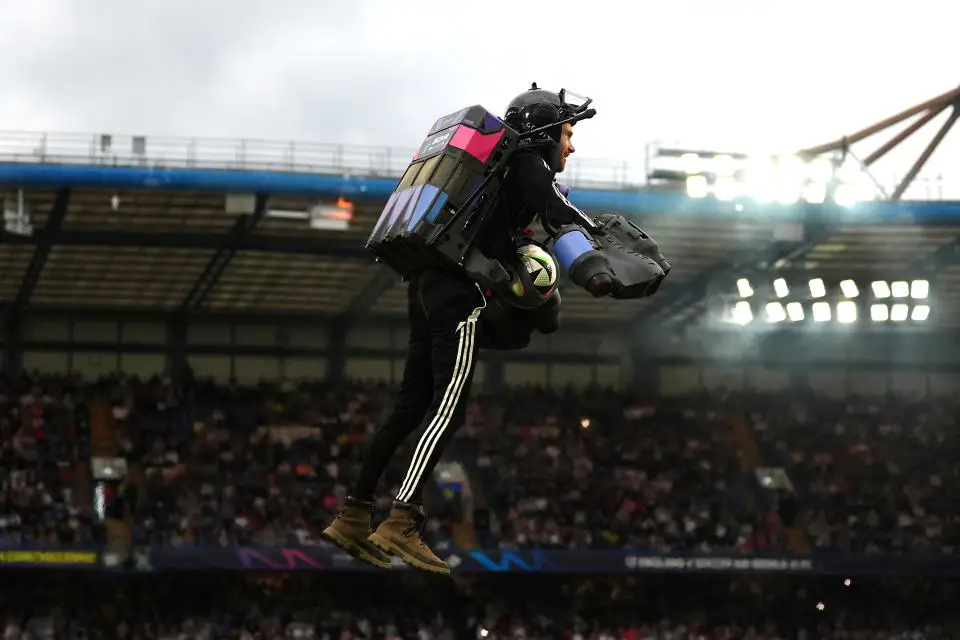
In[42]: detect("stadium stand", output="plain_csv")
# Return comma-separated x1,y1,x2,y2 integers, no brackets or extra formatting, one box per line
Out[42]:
2,571,960,638
2,87,960,638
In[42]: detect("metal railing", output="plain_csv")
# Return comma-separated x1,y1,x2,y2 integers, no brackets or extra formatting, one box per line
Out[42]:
0,130,649,190
0,130,950,199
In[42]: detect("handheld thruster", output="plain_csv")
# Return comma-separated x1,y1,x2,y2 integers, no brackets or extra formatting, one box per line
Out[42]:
549,214,671,299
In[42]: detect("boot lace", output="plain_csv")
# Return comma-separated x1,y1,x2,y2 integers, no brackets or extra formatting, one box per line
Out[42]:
402,508,427,540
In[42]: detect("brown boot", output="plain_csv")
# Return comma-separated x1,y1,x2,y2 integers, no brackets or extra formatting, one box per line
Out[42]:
320,497,392,569
368,501,450,575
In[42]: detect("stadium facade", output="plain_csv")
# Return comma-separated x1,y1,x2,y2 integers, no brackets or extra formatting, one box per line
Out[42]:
0,107,957,396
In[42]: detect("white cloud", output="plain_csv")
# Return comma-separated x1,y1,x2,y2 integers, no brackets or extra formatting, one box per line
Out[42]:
0,0,955,193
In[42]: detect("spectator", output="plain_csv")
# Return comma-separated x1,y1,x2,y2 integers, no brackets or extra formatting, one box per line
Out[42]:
0,374,95,548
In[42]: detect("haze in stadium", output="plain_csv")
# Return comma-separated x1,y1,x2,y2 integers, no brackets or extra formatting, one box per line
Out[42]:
2,0,957,195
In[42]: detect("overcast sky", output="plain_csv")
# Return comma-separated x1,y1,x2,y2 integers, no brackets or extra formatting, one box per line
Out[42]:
1,0,957,197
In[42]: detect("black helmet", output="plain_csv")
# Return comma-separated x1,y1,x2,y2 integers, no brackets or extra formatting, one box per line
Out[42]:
504,83,593,172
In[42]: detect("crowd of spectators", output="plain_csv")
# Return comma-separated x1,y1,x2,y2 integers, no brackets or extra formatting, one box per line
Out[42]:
462,387,778,552
740,391,960,554
1,572,958,639
4,372,960,556
3,372,960,639
103,377,782,553
0,375,96,549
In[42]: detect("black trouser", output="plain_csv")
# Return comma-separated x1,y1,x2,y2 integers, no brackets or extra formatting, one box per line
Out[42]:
351,269,485,505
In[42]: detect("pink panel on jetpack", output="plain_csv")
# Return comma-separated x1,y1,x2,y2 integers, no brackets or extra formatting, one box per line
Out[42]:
449,126,505,163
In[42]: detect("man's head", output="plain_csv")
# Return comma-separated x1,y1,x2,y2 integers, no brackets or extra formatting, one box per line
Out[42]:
558,122,576,173
504,83,590,174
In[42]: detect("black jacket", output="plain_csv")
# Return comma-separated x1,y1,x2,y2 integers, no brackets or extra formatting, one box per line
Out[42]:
471,149,588,349
474,149,595,264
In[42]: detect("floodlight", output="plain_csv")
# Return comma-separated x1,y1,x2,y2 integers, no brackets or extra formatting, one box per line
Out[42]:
910,280,928,299
809,278,826,298
871,281,890,299
870,304,889,322
786,302,804,322
836,301,857,324
839,280,859,298
765,302,787,323
812,301,831,322
731,300,753,325
773,278,789,298
686,176,709,198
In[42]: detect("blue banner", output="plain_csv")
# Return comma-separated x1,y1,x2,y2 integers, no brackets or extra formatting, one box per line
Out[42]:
139,547,960,576
1,544,954,575
3,162,960,222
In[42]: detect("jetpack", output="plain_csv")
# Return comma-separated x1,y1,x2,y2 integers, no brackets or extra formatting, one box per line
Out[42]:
365,101,671,308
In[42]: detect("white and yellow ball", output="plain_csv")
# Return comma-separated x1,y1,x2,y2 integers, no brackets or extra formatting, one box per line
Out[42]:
518,243,558,297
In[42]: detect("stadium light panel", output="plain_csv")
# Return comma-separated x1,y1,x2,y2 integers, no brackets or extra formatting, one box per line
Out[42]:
736,278,754,298
890,303,909,322
870,304,889,322
871,281,891,299
891,281,909,298
853,173,879,201
680,153,702,175
808,158,833,183
809,278,826,298
714,154,736,177
732,300,753,325
778,155,805,184
812,301,831,322
744,157,776,203
775,186,800,205
836,301,857,324
910,279,929,299
802,182,827,204
714,177,739,201
786,302,804,322
765,302,787,323
911,305,930,321
775,155,805,204
773,278,789,298
686,175,709,198
839,280,859,298
833,184,857,207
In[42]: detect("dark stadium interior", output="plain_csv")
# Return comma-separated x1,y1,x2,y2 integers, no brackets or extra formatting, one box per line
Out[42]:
2,93,960,638
3,182,959,326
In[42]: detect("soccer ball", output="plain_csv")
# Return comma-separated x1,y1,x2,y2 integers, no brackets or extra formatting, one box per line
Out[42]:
518,243,558,297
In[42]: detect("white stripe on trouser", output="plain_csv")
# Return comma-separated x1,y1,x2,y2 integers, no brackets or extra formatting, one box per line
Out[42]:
395,305,482,503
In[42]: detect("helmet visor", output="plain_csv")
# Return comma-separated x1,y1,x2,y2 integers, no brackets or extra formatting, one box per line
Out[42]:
558,89,592,114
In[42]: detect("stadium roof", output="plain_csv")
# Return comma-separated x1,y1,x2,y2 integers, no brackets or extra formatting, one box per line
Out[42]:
1,94,959,332
0,185,741,323
1,184,956,330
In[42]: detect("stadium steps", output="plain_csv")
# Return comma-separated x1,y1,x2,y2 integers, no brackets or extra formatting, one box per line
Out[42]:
89,399,132,550
72,461,92,510
89,400,118,457
787,527,810,552
732,415,812,553
105,519,132,548
440,439,485,548
452,521,478,549
729,415,761,470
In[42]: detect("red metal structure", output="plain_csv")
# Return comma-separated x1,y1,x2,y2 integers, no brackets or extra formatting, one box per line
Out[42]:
798,86,960,201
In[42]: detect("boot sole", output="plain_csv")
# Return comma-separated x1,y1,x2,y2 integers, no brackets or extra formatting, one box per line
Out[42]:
368,532,451,576
321,528,392,569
